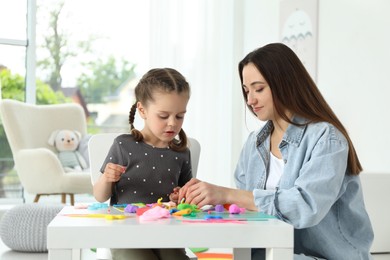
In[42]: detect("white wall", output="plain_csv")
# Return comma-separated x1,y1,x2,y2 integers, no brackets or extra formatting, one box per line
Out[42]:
148,0,244,187
317,0,390,173
242,0,390,175
148,0,390,189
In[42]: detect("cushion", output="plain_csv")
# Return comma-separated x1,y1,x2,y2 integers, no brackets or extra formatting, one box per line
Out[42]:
0,204,64,252
78,134,92,169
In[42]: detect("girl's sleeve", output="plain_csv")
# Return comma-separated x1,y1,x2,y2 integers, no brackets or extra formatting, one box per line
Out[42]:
99,138,125,174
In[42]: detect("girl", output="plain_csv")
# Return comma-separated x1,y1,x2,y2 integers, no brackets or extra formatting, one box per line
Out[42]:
179,43,373,260
93,68,192,260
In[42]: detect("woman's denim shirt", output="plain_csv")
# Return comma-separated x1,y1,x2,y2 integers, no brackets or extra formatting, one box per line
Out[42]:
234,116,373,259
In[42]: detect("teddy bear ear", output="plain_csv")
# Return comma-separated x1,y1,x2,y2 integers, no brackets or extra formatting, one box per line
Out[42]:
48,130,60,146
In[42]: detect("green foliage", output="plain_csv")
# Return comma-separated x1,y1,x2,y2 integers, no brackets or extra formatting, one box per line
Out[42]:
1,69,26,101
86,117,102,135
0,70,22,173
0,69,70,104
0,120,14,173
36,80,69,104
37,1,67,91
37,1,97,92
77,55,136,104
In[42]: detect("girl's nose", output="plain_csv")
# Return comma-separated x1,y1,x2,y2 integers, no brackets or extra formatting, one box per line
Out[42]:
168,117,176,127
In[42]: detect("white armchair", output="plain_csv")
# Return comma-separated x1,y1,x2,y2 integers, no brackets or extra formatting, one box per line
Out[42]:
0,99,93,205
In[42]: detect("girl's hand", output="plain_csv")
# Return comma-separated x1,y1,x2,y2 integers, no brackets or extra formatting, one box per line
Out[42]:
169,186,181,203
102,163,125,183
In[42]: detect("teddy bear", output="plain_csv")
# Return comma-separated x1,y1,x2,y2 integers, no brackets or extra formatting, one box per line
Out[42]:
48,129,88,172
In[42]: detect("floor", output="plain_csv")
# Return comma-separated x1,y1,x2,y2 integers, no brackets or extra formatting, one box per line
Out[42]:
0,241,389,260
0,240,95,260
0,194,389,260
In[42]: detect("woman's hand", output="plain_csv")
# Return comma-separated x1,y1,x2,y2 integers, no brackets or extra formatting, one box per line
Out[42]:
179,178,258,211
102,163,125,183
179,178,227,208
178,178,200,203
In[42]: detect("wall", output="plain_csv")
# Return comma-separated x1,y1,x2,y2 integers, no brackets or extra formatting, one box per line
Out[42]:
317,0,390,173
148,0,243,187
147,0,390,189
241,0,390,176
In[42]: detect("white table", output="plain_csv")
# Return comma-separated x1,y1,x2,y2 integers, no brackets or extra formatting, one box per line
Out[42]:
47,206,293,260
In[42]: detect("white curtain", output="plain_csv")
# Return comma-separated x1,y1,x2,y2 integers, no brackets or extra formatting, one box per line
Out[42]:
147,0,246,187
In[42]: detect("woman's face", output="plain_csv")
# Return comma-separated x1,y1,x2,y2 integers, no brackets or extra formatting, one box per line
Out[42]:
242,62,275,121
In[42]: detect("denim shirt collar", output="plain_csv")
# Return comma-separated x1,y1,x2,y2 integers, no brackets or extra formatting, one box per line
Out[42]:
256,115,309,148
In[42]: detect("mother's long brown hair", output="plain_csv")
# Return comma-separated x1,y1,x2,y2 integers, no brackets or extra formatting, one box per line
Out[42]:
238,43,362,175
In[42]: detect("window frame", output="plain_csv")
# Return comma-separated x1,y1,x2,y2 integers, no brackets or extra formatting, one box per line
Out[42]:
0,0,36,203
0,0,36,104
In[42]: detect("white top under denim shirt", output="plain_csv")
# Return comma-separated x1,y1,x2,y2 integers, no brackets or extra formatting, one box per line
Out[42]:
234,116,373,260
266,152,284,190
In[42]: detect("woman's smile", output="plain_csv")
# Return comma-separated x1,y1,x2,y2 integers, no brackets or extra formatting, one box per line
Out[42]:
252,106,263,113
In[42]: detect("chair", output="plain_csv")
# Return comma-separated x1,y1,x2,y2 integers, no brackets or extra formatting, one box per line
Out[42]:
0,99,93,205
88,133,200,260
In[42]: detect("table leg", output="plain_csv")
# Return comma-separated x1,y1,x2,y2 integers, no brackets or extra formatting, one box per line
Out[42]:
265,248,294,260
72,248,81,260
233,248,251,260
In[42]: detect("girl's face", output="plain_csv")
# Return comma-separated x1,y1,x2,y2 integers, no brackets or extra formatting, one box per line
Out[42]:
242,62,275,122
138,91,189,148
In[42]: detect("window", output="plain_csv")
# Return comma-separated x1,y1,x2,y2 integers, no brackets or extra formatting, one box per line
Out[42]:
0,0,148,202
0,0,32,202
1,1,242,203
34,0,149,132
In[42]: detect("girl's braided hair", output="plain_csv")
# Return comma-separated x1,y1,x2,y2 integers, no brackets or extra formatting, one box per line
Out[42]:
129,68,190,152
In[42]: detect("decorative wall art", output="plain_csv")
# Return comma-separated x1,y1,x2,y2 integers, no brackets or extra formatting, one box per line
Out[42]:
280,0,319,81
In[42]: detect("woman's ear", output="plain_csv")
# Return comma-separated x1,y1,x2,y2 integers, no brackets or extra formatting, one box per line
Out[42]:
137,101,146,119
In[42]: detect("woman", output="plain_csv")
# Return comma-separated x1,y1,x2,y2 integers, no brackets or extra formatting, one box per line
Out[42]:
179,43,373,259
